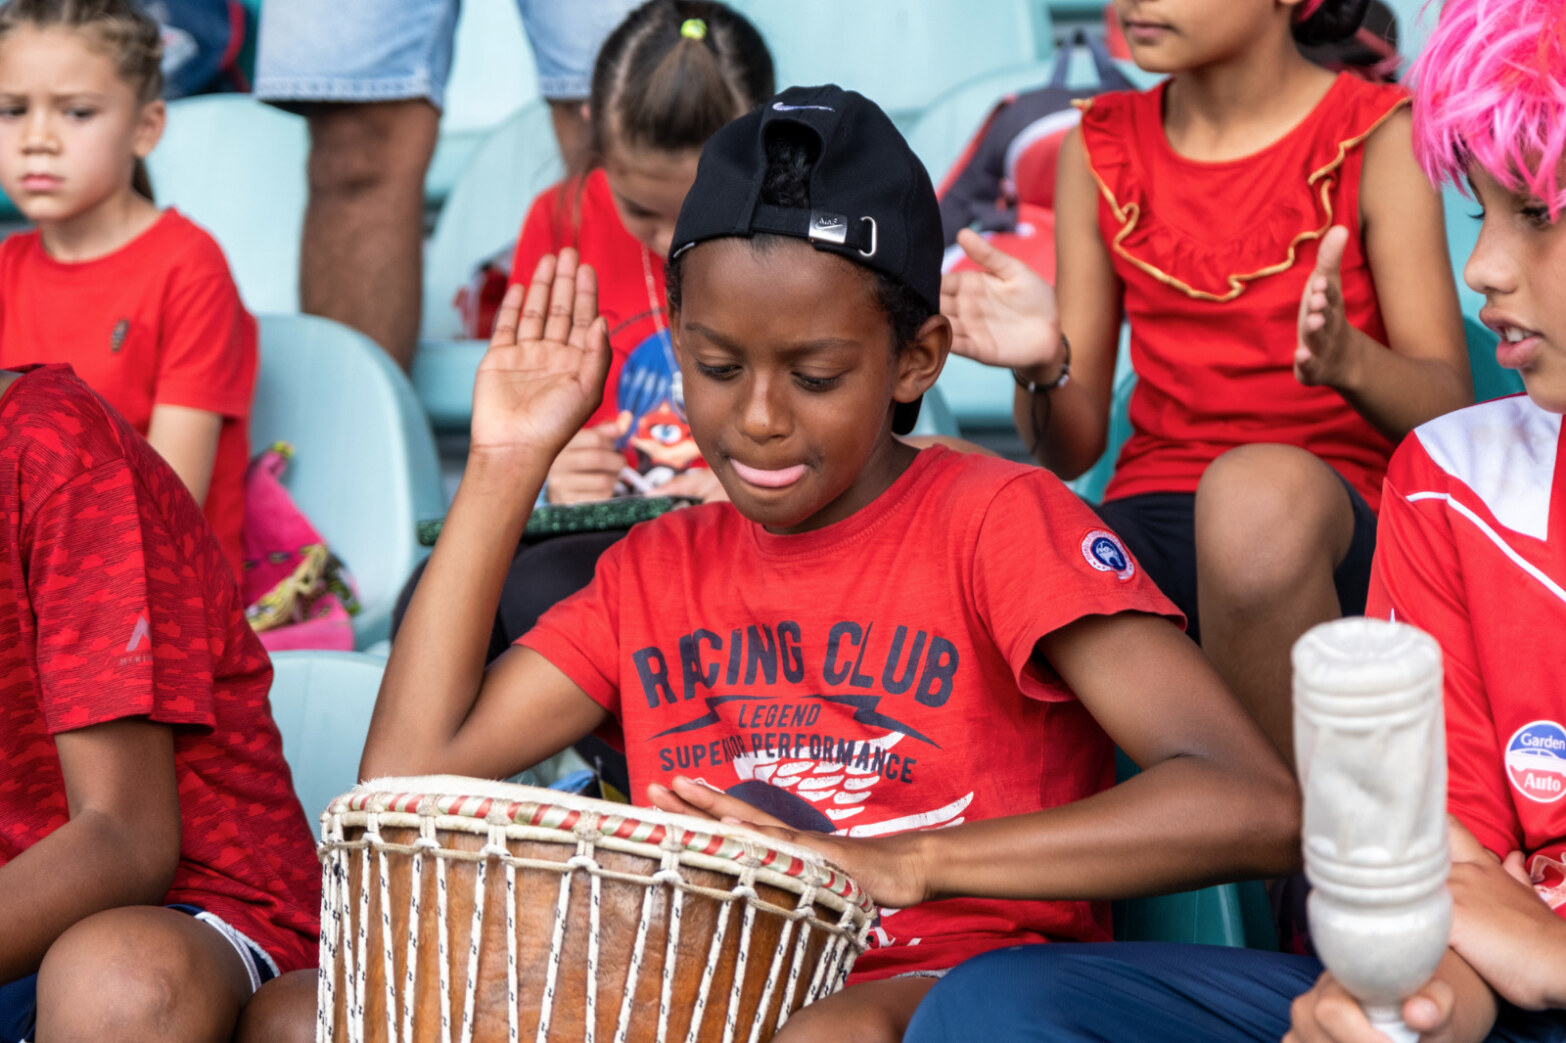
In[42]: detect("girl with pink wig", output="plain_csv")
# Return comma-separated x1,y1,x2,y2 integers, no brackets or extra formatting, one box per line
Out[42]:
942,0,1474,779
897,1,1566,1040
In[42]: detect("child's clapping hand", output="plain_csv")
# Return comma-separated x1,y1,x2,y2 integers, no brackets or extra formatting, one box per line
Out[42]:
1295,226,1362,389
472,249,612,462
941,229,1066,378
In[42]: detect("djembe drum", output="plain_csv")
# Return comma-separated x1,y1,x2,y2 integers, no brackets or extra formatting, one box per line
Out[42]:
315,776,874,1043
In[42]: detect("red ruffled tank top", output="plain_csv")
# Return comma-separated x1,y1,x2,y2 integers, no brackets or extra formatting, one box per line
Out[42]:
1078,73,1409,512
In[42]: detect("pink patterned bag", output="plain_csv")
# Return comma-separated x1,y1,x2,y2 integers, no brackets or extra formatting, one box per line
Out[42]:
241,444,359,651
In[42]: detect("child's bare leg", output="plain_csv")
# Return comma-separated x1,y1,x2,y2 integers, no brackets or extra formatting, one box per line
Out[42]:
235,969,317,1043
775,976,936,1043
1194,444,1357,772
35,906,252,1043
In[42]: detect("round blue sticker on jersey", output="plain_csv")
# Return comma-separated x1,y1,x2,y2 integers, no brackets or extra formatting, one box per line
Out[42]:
1507,720,1566,804
1081,529,1134,581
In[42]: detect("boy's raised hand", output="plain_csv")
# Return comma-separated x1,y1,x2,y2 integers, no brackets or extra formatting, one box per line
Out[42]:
1296,226,1362,389
648,776,927,910
472,250,611,461
941,229,1065,374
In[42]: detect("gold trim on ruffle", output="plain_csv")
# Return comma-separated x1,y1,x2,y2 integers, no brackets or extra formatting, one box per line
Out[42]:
1073,95,1411,303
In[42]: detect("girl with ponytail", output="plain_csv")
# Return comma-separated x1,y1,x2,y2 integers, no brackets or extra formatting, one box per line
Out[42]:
0,0,257,579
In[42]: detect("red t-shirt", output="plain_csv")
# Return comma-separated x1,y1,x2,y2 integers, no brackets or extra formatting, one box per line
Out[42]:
522,446,1182,979
509,171,702,490
1366,396,1566,914
0,365,319,971
0,210,257,577
1079,74,1407,511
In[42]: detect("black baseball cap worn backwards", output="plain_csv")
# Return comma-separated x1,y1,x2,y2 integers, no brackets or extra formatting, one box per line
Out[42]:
669,84,944,435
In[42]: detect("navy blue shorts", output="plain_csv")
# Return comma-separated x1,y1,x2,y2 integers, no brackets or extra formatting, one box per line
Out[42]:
0,905,277,1042
903,942,1566,1043
1093,470,1377,644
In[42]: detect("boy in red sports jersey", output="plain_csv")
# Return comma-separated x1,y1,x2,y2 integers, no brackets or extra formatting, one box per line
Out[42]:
0,364,319,1042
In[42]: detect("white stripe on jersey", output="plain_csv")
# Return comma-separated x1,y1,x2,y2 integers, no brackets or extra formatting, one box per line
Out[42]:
1414,397,1560,540
1406,491,1566,607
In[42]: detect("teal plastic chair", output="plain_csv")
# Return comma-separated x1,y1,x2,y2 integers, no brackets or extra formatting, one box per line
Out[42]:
421,99,563,342
903,60,1058,189
908,386,962,438
253,314,445,648
146,96,308,314
426,0,541,205
1443,184,1485,324
1111,749,1279,949
727,0,1051,126
267,650,386,827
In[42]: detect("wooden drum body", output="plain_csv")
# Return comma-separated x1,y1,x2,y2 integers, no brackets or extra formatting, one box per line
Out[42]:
316,776,873,1043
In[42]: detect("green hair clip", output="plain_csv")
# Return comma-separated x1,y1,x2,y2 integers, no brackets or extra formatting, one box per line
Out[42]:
680,17,707,40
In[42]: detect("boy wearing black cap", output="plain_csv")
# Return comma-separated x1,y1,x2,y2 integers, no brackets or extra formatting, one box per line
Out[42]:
359,86,1299,1039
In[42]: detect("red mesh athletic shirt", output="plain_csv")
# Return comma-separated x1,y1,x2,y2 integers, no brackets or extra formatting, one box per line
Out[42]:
0,365,319,971
522,446,1183,979
0,209,257,577
1079,74,1408,511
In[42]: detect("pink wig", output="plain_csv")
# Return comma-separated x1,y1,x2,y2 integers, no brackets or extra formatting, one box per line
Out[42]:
1410,0,1566,217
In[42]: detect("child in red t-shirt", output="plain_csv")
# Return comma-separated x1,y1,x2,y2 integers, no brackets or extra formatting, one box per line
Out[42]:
506,2,772,508
940,0,1473,771
0,0,256,579
896,2,1566,1040
348,86,1299,1042
0,365,319,1042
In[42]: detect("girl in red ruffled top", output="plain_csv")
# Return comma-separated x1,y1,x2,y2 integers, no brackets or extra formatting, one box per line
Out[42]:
942,0,1472,767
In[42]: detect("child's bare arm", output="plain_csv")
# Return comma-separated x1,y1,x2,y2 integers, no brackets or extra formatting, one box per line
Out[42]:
1286,950,1497,1043
1446,841,1566,1011
1296,109,1472,440
363,251,612,782
145,405,222,505
0,718,180,982
657,612,1298,908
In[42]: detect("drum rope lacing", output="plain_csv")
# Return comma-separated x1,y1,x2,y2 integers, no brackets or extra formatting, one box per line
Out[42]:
316,797,871,1043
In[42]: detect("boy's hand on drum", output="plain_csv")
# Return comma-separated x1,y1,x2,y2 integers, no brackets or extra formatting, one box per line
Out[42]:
1295,226,1360,390
546,422,623,503
649,776,929,910
941,229,1065,374
472,250,612,462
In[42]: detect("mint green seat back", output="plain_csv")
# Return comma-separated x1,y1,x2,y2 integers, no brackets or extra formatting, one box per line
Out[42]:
253,315,445,648
146,96,308,314
267,650,385,828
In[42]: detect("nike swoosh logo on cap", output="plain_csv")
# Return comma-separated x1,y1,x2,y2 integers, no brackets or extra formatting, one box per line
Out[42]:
772,101,834,112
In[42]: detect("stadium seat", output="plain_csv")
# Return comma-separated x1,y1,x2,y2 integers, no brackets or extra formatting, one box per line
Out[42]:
1443,183,1484,323
903,60,1058,187
426,0,542,204
908,386,962,438
267,649,385,827
146,96,308,314
252,314,445,648
726,0,1052,125
422,99,563,342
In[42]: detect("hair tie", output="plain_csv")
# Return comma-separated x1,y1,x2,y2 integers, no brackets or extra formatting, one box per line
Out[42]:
680,17,707,40
1293,0,1328,22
